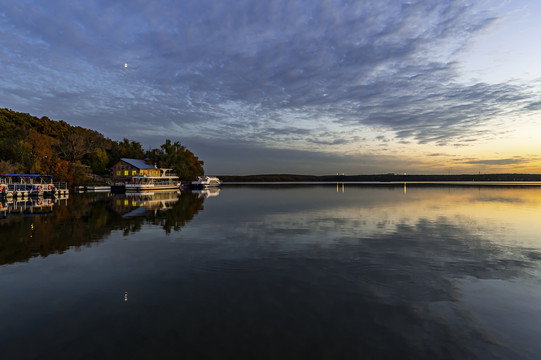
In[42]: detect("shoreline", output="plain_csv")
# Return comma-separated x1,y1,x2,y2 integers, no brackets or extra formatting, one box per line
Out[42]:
221,181,541,187
217,173,541,183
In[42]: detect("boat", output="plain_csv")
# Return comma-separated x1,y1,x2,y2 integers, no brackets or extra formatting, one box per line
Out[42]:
125,168,180,191
0,174,62,197
191,176,221,189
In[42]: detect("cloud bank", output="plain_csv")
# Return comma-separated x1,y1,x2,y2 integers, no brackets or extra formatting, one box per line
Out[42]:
0,0,539,173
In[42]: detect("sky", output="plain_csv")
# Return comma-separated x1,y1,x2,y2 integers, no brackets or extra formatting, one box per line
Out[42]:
1,0,540,175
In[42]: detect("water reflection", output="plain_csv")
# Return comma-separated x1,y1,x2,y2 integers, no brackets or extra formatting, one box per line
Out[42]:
2,185,541,359
114,190,183,216
0,190,204,266
0,195,68,216
193,187,221,199
169,185,541,358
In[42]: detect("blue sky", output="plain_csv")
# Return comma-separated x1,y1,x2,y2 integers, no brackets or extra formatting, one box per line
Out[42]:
1,0,540,174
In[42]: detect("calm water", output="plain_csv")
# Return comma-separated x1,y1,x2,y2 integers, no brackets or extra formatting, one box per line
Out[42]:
1,184,541,359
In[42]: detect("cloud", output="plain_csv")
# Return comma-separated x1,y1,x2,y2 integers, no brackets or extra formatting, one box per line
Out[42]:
1,0,540,173
525,101,541,111
461,158,528,166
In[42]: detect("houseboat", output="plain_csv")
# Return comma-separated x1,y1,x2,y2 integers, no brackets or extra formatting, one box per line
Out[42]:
0,174,68,198
191,176,221,189
0,174,55,197
125,168,180,191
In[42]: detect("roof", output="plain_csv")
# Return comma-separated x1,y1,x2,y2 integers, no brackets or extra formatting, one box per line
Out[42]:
120,158,156,169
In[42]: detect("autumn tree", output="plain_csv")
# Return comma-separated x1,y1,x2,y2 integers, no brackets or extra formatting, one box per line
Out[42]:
27,130,54,174
55,127,90,162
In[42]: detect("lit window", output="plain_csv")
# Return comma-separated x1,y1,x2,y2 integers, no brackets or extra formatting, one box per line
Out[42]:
124,170,128,176
116,171,120,176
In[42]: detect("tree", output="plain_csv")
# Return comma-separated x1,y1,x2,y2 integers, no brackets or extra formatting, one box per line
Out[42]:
55,128,89,162
27,130,54,174
12,140,33,172
108,138,146,166
158,139,204,181
0,160,19,173
90,149,109,175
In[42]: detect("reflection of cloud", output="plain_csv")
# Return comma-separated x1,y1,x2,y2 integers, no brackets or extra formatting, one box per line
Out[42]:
176,213,534,357
206,204,536,285
471,197,526,204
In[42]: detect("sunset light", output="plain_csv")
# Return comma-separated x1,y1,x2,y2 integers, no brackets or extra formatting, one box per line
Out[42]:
1,0,540,175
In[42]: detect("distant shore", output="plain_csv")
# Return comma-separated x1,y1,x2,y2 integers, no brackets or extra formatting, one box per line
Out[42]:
217,173,541,183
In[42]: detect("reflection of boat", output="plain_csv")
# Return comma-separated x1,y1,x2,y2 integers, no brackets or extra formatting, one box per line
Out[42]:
193,187,221,199
86,186,111,192
125,169,180,191
0,196,59,217
113,190,181,216
191,176,221,188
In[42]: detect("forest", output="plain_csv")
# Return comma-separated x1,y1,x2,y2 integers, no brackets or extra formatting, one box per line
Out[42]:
0,108,204,183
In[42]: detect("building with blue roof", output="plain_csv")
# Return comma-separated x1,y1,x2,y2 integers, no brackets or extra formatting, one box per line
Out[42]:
111,158,160,178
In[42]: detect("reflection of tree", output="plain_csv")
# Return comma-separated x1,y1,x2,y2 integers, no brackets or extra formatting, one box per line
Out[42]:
0,192,204,266
112,192,204,235
147,193,205,233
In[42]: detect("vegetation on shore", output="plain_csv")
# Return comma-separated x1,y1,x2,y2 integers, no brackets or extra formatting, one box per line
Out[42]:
0,108,204,183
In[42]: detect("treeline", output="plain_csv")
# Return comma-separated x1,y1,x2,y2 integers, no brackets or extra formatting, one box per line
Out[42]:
0,108,204,183
219,173,541,182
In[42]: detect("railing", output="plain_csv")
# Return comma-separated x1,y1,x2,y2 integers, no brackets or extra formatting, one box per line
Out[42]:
0,176,67,198
54,182,68,190
8,183,28,193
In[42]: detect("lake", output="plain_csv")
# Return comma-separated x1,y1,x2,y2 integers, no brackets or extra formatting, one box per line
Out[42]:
1,184,541,359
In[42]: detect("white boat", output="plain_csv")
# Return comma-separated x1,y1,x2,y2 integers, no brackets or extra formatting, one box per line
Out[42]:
191,176,221,188
125,169,180,191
